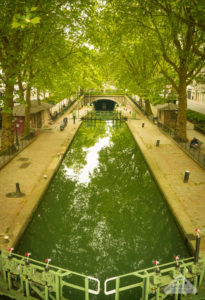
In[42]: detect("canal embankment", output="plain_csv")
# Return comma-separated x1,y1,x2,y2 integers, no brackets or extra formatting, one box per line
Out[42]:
126,112,205,255
0,100,204,258
0,106,88,250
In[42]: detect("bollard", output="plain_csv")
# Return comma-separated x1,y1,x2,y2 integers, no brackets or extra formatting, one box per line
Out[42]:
156,140,160,147
142,123,145,128
194,236,201,263
183,170,190,183
6,183,25,198
16,182,22,196
194,229,201,263
4,235,9,243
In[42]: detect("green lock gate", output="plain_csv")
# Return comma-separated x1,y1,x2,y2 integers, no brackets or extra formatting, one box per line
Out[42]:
0,249,100,300
104,256,205,300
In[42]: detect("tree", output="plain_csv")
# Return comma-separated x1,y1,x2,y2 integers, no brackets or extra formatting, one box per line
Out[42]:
0,0,97,148
0,1,24,151
143,0,205,140
92,0,205,141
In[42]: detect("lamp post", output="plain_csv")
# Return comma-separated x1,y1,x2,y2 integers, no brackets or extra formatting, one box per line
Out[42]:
15,123,20,148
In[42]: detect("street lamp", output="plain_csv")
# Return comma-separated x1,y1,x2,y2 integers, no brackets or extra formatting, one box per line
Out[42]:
15,123,20,148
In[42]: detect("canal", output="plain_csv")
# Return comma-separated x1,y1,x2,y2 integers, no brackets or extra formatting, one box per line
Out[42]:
17,121,189,299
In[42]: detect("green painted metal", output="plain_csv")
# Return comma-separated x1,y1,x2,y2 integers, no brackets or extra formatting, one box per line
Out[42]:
0,250,100,300
83,110,124,121
104,256,205,299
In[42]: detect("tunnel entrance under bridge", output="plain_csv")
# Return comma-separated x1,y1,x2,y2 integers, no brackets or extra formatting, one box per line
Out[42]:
93,99,117,111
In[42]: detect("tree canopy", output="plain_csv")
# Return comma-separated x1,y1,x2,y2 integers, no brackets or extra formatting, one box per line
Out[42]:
0,0,204,149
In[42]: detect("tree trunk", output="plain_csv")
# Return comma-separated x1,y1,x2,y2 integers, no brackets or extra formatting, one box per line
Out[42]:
37,88,41,105
1,82,14,152
176,68,187,142
145,99,153,115
24,82,31,137
139,97,143,107
18,73,25,103
24,66,34,136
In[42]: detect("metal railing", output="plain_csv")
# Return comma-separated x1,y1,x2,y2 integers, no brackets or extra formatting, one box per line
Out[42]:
126,94,146,115
0,132,36,169
157,122,205,168
49,99,78,121
126,95,205,168
104,255,205,300
82,111,127,121
0,250,100,300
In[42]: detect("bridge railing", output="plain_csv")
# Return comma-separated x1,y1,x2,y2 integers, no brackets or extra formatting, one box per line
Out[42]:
104,256,205,300
82,110,126,121
0,249,100,300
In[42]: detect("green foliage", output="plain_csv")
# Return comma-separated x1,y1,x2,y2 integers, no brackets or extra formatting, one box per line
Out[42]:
11,5,41,29
187,109,205,124
194,124,205,135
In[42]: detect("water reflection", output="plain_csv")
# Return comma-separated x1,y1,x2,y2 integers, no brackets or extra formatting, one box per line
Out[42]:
63,125,113,185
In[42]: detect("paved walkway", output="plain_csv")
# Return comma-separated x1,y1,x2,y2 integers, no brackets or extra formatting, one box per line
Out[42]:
125,108,205,254
151,104,205,152
0,103,204,257
0,106,89,249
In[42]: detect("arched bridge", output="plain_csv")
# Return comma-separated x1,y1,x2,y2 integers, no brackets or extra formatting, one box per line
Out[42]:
83,95,126,106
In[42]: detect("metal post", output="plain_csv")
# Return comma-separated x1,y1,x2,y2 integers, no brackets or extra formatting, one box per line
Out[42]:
16,182,21,196
45,284,49,300
144,277,150,300
115,277,120,300
199,256,205,285
3,269,7,281
8,272,12,290
174,280,179,300
85,277,89,300
156,287,160,300
156,140,160,147
20,275,24,293
16,124,19,148
194,275,198,290
25,278,30,296
55,275,60,300
194,236,201,263
183,170,190,183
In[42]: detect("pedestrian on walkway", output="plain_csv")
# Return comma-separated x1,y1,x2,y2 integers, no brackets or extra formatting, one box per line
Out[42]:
72,110,76,124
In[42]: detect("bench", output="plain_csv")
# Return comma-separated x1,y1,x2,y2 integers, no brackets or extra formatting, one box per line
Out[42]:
190,139,203,149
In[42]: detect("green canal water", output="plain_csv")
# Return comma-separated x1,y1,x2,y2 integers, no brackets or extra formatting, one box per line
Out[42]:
17,121,189,299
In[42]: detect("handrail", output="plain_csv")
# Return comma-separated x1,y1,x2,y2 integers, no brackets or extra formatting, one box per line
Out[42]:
104,276,117,295
88,276,100,294
104,255,205,299
0,250,100,300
